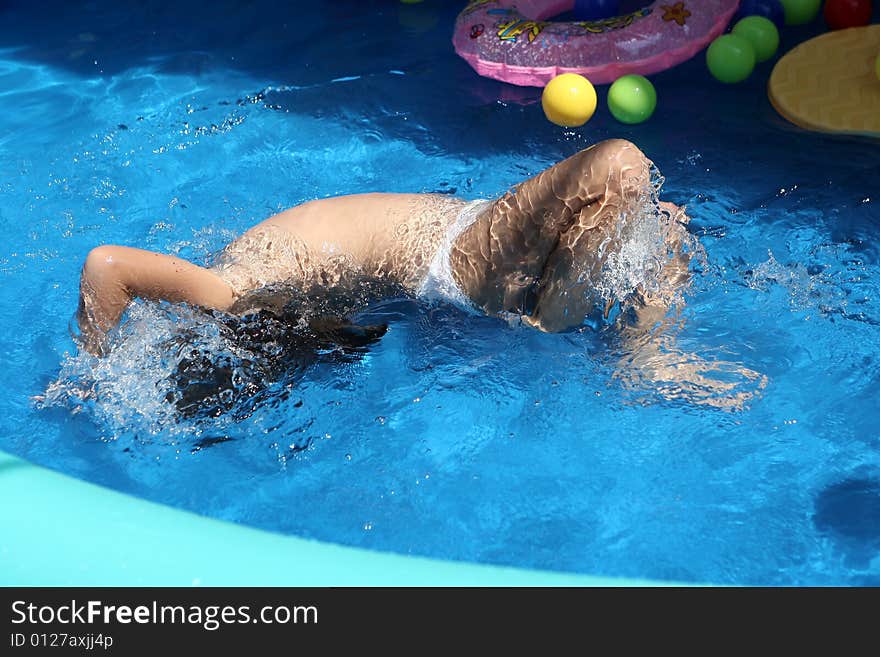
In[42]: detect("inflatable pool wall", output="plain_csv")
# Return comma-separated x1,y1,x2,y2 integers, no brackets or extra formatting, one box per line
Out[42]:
0,450,669,586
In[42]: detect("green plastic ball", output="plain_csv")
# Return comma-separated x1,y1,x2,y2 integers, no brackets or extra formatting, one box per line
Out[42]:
706,34,757,83
780,0,821,25
876,52,880,82
731,16,779,63
607,75,657,124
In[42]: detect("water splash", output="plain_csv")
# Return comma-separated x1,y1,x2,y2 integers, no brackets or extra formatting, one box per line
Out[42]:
744,250,866,323
595,166,701,307
36,279,397,448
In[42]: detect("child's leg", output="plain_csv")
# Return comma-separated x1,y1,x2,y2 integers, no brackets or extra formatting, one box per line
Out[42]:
531,186,695,333
77,245,236,354
494,138,651,240
453,139,652,317
522,141,656,331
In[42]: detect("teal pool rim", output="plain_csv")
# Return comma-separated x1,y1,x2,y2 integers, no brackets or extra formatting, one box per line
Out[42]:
0,449,675,586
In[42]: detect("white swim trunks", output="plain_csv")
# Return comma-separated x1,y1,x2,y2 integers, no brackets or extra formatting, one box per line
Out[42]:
417,199,491,314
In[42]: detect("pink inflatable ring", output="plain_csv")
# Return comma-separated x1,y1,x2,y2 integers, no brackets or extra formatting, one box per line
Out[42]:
453,0,740,86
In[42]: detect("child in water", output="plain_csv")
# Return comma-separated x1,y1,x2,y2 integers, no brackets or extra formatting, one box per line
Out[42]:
77,139,689,350
76,138,766,408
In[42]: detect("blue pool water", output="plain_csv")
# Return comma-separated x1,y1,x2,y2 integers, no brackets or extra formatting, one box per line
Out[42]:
2,0,879,585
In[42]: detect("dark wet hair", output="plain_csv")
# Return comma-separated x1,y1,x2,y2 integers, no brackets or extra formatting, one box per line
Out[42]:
166,277,402,420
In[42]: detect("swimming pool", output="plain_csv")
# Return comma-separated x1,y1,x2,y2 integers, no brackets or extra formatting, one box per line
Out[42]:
2,0,879,586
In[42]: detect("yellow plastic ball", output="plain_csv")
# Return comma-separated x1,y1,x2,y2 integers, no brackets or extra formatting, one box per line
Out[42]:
876,52,880,82
541,73,597,127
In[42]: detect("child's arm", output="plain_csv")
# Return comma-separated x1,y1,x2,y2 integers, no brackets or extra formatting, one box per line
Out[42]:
77,245,236,355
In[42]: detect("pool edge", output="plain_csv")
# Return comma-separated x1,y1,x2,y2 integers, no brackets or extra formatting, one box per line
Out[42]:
0,450,680,586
